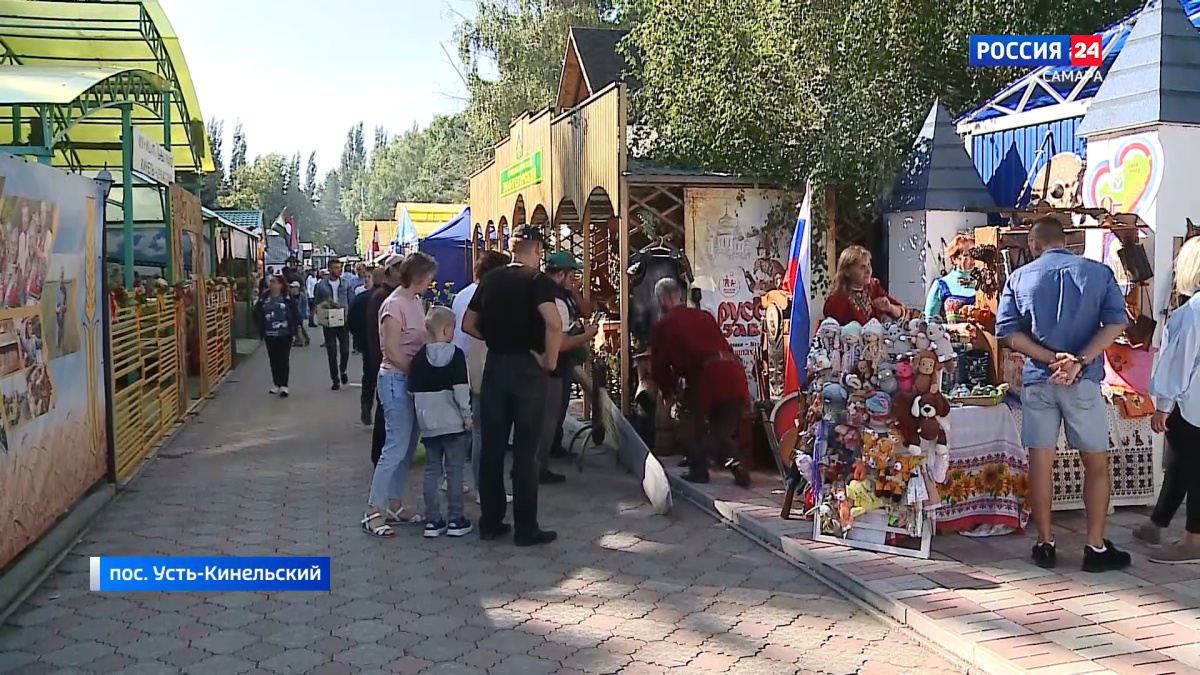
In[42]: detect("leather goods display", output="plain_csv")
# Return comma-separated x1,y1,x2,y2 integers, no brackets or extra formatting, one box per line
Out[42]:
627,238,693,352
1120,283,1156,350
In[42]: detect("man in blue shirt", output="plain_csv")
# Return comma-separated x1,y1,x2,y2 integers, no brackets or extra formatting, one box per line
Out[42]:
996,217,1129,573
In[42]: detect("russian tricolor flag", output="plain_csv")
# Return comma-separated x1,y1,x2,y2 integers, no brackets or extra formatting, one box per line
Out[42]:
783,182,814,394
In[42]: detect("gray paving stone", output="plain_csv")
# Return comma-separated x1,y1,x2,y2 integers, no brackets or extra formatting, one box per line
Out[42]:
331,642,401,668
116,635,187,660
111,662,179,675
42,640,114,667
0,650,37,671
263,625,326,650
201,609,263,630
183,654,255,675
258,648,328,675
407,636,471,662
191,629,260,655
488,654,559,675
476,629,544,655
332,619,393,644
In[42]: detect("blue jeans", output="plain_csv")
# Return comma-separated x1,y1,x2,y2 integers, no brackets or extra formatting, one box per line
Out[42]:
369,371,419,509
424,432,469,522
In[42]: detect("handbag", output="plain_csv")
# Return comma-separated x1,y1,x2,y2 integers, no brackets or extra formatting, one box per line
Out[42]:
1121,283,1157,350
1116,234,1154,284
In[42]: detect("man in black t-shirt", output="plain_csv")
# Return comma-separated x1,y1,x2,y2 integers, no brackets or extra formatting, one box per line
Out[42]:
463,225,563,546
537,252,598,483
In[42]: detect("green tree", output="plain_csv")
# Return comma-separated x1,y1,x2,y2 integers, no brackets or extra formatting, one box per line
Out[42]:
455,0,621,161
304,152,318,195
228,121,248,175
625,0,1141,221
200,117,225,209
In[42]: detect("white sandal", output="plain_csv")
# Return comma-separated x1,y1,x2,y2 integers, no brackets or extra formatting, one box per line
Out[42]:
361,512,394,537
384,507,423,525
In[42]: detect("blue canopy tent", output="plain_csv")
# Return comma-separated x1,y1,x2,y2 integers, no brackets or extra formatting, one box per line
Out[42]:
419,207,472,304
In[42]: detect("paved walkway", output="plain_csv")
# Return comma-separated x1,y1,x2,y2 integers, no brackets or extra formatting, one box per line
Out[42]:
672,467,1200,675
0,345,960,675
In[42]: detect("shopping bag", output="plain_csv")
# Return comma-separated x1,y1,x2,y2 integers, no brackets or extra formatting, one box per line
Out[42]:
317,306,345,328
1114,391,1155,419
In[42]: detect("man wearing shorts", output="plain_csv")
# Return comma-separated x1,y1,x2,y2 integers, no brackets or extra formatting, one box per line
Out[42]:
996,217,1129,572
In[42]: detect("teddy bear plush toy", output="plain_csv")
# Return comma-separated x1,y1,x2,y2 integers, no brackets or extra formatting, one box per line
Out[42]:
927,319,955,363
847,478,881,518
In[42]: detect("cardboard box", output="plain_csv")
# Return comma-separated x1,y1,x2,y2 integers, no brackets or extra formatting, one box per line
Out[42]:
317,306,345,328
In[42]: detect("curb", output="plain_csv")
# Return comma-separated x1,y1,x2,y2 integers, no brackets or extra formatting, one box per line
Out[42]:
668,473,1022,675
0,485,115,623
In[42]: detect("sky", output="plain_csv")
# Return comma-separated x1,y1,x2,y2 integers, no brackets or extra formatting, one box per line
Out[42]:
158,0,475,178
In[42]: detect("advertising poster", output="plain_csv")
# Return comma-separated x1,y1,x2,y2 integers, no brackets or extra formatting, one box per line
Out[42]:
0,155,106,569
685,188,787,399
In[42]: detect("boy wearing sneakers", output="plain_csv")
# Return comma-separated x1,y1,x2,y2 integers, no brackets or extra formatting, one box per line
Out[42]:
409,306,473,538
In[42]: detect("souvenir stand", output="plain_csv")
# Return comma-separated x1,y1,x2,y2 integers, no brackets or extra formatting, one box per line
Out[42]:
973,209,1161,510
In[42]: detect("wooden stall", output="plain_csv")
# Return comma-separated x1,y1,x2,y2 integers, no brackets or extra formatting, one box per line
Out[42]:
108,295,183,481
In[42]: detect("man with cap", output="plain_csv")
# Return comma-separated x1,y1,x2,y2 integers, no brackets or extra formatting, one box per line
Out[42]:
463,225,562,546
537,251,598,483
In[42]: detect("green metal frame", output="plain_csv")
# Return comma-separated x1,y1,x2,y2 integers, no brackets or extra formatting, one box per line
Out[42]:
0,69,167,170
0,2,203,169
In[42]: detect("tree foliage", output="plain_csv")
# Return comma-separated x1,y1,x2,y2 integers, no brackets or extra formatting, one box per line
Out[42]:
200,117,225,209
455,0,620,162
625,0,1142,218
228,121,248,175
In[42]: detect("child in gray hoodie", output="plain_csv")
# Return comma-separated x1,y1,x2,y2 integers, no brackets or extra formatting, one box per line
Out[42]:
409,306,473,538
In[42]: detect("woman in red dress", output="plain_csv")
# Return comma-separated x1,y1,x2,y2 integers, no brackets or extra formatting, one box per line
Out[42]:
822,245,906,325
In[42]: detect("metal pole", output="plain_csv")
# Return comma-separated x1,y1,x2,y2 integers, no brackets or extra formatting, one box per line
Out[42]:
99,192,117,485
162,90,174,284
121,104,134,289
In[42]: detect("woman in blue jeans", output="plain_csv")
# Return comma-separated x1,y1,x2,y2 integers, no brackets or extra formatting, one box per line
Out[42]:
361,253,437,537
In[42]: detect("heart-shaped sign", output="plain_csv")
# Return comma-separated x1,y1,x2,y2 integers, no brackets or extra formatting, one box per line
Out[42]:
1087,138,1160,215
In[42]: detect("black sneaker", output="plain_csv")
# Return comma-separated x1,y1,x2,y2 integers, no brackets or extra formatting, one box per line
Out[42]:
341,372,349,385
539,469,566,484
677,457,690,468
479,523,512,541
1032,541,1057,569
1083,540,1132,573
515,529,558,547
423,520,448,539
446,517,473,537
726,459,751,488
331,382,340,391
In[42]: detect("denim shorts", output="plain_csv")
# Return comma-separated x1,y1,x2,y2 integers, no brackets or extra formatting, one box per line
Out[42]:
1020,379,1109,452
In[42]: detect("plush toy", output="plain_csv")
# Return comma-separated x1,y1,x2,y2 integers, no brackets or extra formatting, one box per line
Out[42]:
874,362,898,395
821,382,849,422
808,348,833,375
927,320,955,363
885,461,908,502
909,392,952,483
840,321,863,374
835,488,853,532
845,400,869,428
851,457,868,481
814,318,843,375
909,318,931,351
847,479,881,518
912,350,942,394
864,391,892,430
885,322,911,356
894,359,915,396
862,319,885,366
855,359,875,386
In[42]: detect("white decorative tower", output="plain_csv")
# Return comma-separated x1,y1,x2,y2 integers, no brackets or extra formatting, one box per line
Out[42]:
885,100,996,310
1077,0,1200,327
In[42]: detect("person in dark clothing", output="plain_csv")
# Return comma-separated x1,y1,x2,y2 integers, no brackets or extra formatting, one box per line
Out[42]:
350,268,381,425
650,278,751,487
368,256,403,461
254,275,302,397
463,225,563,547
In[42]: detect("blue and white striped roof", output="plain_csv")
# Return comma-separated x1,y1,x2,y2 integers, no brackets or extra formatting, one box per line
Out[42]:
958,0,1200,129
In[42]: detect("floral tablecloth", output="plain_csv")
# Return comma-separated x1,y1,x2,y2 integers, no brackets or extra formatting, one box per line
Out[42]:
937,403,1029,533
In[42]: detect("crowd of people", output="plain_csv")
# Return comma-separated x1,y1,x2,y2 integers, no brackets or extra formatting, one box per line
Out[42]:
255,230,598,546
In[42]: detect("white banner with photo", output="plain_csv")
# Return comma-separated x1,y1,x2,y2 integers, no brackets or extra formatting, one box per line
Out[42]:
684,188,788,400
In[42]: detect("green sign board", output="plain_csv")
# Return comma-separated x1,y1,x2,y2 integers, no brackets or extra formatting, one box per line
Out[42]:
499,150,543,197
